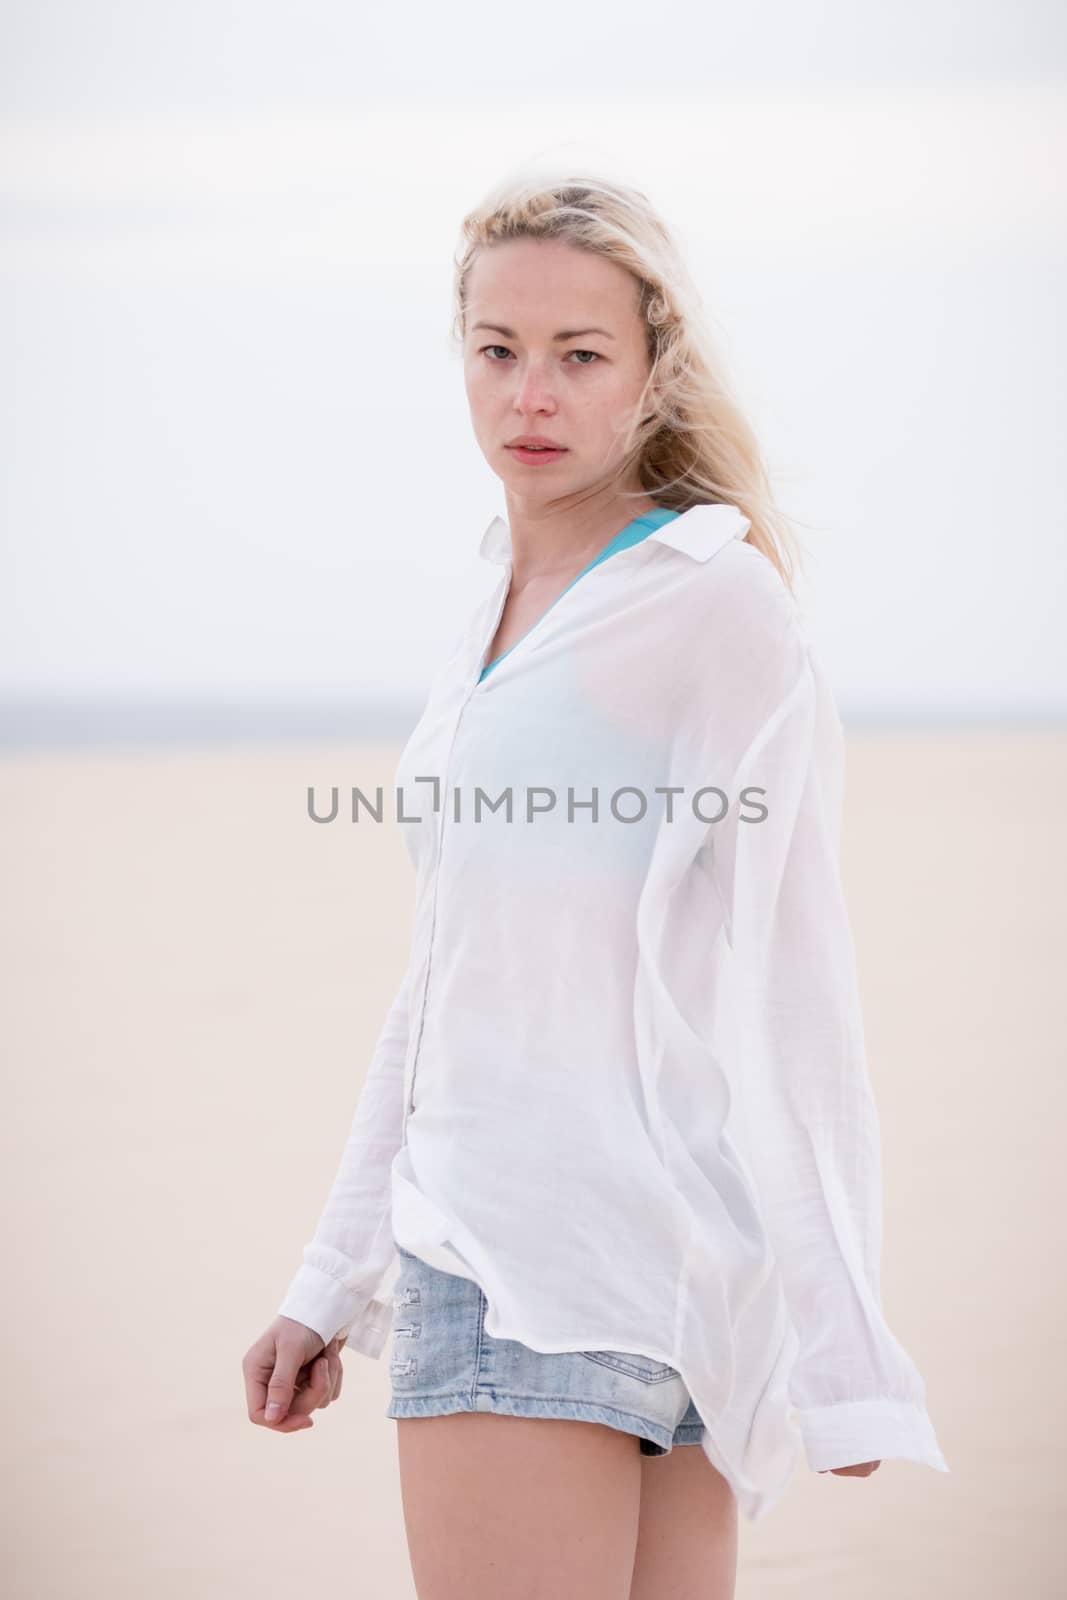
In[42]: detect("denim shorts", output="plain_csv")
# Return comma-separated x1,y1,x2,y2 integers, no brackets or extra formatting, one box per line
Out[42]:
385,1243,705,1456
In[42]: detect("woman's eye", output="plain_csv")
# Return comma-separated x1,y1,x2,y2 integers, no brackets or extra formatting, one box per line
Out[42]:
479,346,600,365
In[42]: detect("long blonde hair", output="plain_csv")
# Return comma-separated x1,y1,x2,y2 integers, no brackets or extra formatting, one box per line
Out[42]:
450,165,804,593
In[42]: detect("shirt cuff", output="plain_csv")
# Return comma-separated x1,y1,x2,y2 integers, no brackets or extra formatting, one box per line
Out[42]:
276,1261,391,1357
794,1399,950,1475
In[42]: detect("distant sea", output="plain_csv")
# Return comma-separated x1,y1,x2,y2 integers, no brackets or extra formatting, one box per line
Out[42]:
0,696,1063,752
0,696,423,752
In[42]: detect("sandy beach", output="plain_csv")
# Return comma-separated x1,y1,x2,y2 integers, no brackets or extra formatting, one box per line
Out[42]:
3,728,1062,1597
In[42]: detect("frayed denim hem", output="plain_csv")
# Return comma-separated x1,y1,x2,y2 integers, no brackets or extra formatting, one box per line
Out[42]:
385,1388,705,1455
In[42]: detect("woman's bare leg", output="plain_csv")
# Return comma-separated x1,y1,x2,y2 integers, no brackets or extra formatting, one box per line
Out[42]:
628,1446,738,1600
395,1412,643,1600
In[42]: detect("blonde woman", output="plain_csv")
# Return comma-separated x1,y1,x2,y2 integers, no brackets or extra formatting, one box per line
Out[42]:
243,170,948,1599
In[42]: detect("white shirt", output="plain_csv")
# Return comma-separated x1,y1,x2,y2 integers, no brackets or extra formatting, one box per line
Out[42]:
277,501,949,1521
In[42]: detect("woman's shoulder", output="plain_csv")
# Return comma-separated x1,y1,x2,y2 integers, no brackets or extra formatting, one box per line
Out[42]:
663,534,812,742
706,528,795,599
688,532,803,652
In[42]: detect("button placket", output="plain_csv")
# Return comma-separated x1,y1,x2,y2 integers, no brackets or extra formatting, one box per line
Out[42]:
401,572,512,1136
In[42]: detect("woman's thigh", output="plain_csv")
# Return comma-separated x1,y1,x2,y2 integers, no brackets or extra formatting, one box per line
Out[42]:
631,1444,738,1600
395,1410,643,1600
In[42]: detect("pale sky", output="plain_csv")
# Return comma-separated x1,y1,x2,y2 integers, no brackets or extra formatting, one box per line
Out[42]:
2,2,1065,738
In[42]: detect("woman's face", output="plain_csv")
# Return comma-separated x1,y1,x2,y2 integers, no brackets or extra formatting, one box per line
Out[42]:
462,236,652,505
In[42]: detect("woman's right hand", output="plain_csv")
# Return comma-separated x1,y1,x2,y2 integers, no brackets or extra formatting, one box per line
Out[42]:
243,1315,346,1432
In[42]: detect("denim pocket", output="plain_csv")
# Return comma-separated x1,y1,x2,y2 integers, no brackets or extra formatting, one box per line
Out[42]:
581,1349,679,1384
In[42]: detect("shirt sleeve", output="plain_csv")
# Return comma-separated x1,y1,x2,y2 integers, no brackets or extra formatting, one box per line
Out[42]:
708,619,949,1477
275,966,411,1356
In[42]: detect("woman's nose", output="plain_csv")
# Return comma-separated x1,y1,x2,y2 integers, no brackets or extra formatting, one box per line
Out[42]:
511,360,559,406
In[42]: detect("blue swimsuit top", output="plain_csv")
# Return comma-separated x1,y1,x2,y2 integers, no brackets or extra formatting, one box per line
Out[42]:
478,505,681,682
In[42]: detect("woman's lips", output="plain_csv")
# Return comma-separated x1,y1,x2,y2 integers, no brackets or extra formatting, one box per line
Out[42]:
506,445,568,465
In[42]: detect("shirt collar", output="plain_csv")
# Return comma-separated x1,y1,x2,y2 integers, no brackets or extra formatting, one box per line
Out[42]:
477,503,751,565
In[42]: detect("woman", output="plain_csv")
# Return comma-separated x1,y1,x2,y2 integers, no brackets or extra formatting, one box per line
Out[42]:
243,170,948,1598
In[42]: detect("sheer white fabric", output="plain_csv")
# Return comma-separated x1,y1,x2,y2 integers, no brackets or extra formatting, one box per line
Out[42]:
277,502,948,1520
